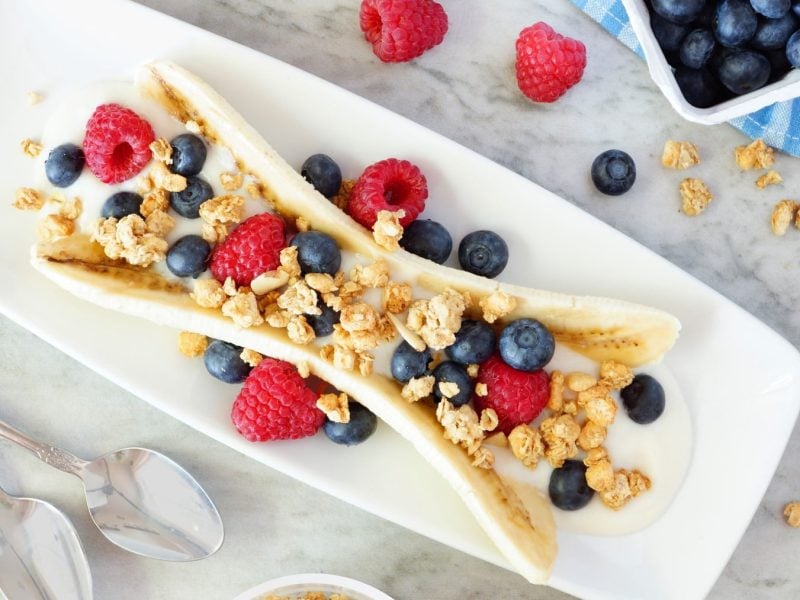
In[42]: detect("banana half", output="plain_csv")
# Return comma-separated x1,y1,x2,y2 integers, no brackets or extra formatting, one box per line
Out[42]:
30,61,681,584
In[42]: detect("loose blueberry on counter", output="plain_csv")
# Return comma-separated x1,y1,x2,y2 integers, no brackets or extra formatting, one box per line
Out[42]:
306,301,340,337
652,0,706,24
101,191,143,218
203,340,252,383
445,319,496,365
674,66,724,107
715,0,758,48
458,230,508,278
651,13,690,52
323,402,378,446
717,50,771,94
169,134,207,176
751,12,798,50
498,318,555,372
301,153,342,199
621,374,666,424
590,149,636,196
170,176,214,218
432,361,473,407
291,231,341,275
787,30,800,66
400,219,453,264
548,460,594,511
390,341,432,383
166,235,211,278
45,143,85,188
680,29,717,68
750,0,791,18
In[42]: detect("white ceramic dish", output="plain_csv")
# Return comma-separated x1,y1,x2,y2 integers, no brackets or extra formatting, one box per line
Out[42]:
1,1,800,599
621,0,800,124
232,573,394,600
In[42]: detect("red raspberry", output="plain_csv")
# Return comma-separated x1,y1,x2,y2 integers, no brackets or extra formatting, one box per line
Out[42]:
473,354,550,435
515,22,587,103
209,213,286,287
231,358,325,442
360,0,448,63
83,103,155,184
346,158,427,229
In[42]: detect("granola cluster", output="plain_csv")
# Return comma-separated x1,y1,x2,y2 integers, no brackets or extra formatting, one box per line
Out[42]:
406,288,468,350
679,178,713,216
178,331,208,357
735,139,775,171
372,209,405,250
436,399,499,469
91,214,169,266
661,140,700,170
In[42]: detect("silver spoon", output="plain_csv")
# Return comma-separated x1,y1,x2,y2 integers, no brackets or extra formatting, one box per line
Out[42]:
0,419,224,562
0,484,92,600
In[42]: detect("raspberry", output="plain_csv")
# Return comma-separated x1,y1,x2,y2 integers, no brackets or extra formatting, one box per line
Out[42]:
209,213,286,287
473,354,549,435
515,22,587,103
347,158,427,229
83,104,155,184
360,0,448,63
231,358,325,442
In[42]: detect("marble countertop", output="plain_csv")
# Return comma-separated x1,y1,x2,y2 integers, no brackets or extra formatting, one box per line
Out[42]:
3,0,800,598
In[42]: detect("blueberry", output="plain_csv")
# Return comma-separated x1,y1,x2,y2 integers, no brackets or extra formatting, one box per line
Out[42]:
390,341,432,383
750,0,791,18
291,231,341,275
301,153,342,199
306,300,340,337
751,12,798,50
166,235,211,278
101,191,143,218
45,143,84,188
498,318,554,372
674,66,723,107
170,176,214,218
717,50,771,93
323,402,378,446
787,30,800,66
715,0,758,47
680,29,717,68
203,340,252,383
651,13,690,51
400,219,453,264
621,374,666,424
458,230,509,278
590,149,636,196
445,320,496,365
793,0,800,17
432,361,474,407
169,134,207,176
652,0,706,24
548,460,594,511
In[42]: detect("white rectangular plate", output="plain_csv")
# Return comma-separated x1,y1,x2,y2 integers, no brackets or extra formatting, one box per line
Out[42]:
2,1,800,598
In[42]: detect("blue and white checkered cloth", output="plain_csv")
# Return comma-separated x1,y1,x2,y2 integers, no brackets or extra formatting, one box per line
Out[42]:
571,0,800,156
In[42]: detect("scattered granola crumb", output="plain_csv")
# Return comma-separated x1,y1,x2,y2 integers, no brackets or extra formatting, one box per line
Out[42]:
339,280,365,301
467,363,479,378
540,414,581,468
140,189,169,218
784,502,800,527
340,302,379,332
178,331,207,357
401,375,435,402
383,281,412,314
191,279,227,309
36,214,76,241
149,138,173,164
219,171,243,192
735,138,774,171
278,281,321,316
296,360,311,378
599,360,634,390
438,381,460,399
287,315,316,344
26,91,43,105
566,372,596,393
296,216,310,232
332,344,357,371
240,348,263,368
475,382,488,397
577,420,607,451
330,179,355,210
12,187,44,211
57,197,82,221
680,178,713,216
319,344,335,363
251,270,290,295
145,209,175,237
372,209,405,251
599,469,651,510
471,446,495,469
479,290,518,324
357,352,374,376
350,260,390,288
264,304,291,328
436,399,487,456
221,289,264,328
223,277,238,296
584,447,615,493
756,170,782,189
20,138,43,158
278,246,302,281
547,370,565,413
317,392,350,423
91,215,167,266
661,140,700,170
150,161,187,192
199,195,245,232
771,200,799,236
406,288,467,350
508,424,544,468
479,408,498,431
583,390,618,427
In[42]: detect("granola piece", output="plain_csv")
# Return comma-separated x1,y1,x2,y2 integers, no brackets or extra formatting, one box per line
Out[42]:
479,290,518,324
330,179,355,210
319,344,335,363
20,138,42,158
540,414,581,468
178,331,207,357
483,431,508,447
735,138,775,170
784,502,800,527
317,392,350,423
756,170,782,189
372,209,405,251
12,187,44,211
475,382,488,397
304,272,338,294
467,363,479,378
401,375,435,402
578,420,607,451
406,288,467,350
264,304,291,328
479,408,499,431
599,360,634,389
278,246,302,280
471,446,495,469
136,188,167,218
383,281,412,314
357,352,374,376
547,370,565,412
332,344,357,371
661,140,700,170
150,161,187,192
201,222,229,244
584,392,618,427
378,315,397,342
438,381,460,400
338,280,364,300
58,197,83,221
222,276,238,296
340,302,379,332
145,209,175,237
199,194,245,227
295,216,310,232
350,260,390,288
278,281,321,316
221,289,264,328
191,279,226,309
322,292,344,312
599,469,651,510
149,138,172,164
239,348,263,367
576,384,611,407
566,372,596,392
219,171,243,192
627,470,651,496
508,424,544,468
562,400,578,415
287,315,315,344
436,399,487,455
91,215,167,266
680,178,713,216
26,91,43,105
386,312,426,352
185,119,202,134
771,200,799,236
251,270,290,295
584,447,615,492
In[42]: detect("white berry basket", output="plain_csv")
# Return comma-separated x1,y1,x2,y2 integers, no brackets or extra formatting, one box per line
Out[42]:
621,0,800,124
233,573,394,600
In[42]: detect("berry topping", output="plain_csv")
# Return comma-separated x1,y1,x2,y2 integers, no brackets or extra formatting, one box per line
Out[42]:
621,374,666,424
473,354,550,435
390,341,432,383
101,191,143,218
166,235,211,278
751,12,797,51
680,29,717,68
788,30,800,66
323,402,378,446
674,66,722,107
210,213,286,287
652,0,706,24
717,50,771,94
399,219,452,264
498,318,555,372
44,143,85,188
591,149,637,196
291,231,341,275
457,230,509,279
515,22,587,103
170,175,214,219
445,319,496,365
83,103,155,184
170,134,207,176
347,158,427,229
432,361,474,407
715,0,758,48
359,0,448,63
203,340,252,384
651,13,690,52
231,358,324,442
750,0,791,18
549,460,594,511
301,153,342,199
306,300,341,337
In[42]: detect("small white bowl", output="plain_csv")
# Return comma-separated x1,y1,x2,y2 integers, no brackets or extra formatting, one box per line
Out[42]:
621,0,800,124
233,573,394,600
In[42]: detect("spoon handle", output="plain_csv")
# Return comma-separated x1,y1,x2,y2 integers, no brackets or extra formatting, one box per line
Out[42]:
0,419,87,476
